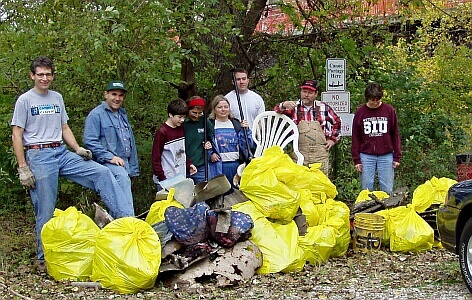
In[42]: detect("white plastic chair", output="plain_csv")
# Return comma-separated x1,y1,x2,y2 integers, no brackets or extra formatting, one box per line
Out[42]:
251,111,304,165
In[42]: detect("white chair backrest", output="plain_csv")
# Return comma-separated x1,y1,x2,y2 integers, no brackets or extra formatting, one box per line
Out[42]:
251,111,304,165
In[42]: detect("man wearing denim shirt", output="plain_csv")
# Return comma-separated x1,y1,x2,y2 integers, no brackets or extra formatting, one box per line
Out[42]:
11,57,135,273
84,80,139,205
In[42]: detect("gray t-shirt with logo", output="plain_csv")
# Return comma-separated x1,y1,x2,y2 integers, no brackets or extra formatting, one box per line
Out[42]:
11,88,68,146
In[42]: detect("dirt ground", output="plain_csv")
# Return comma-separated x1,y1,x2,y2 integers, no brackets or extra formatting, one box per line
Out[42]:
1,209,471,300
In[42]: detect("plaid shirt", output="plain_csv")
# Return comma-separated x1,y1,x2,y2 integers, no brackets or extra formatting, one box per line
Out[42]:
274,100,342,143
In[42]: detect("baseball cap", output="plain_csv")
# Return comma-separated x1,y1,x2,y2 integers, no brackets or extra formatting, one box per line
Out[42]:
301,80,318,91
106,80,127,92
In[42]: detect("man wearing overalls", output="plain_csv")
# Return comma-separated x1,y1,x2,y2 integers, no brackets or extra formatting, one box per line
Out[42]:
274,80,341,175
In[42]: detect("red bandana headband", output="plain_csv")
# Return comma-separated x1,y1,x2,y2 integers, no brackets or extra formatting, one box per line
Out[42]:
188,97,205,108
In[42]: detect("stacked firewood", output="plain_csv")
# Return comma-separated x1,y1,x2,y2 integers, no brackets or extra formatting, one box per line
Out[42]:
349,187,409,221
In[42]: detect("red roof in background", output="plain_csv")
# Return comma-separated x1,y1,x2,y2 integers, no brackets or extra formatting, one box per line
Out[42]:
256,0,472,34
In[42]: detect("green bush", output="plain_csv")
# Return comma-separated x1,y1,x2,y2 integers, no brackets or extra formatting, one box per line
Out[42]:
0,95,28,211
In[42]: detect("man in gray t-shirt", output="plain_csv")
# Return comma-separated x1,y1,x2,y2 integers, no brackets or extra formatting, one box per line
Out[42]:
11,56,135,274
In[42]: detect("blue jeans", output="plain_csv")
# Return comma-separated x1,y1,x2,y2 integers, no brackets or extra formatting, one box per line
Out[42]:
103,162,133,205
222,161,239,189
26,145,135,262
189,164,207,185
189,161,223,185
360,152,394,195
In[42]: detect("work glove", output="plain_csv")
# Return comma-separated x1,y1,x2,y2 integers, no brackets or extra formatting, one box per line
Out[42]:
18,166,35,189
76,147,92,160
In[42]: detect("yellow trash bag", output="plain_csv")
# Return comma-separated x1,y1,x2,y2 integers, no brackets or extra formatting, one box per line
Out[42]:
430,177,457,205
326,216,351,258
266,154,308,185
298,192,350,258
430,177,457,204
240,147,300,224
355,190,390,203
299,190,333,227
411,177,458,213
232,200,265,222
300,193,350,256
310,190,328,204
299,223,337,265
325,199,350,223
91,217,161,294
281,161,338,200
41,207,100,281
389,205,434,252
314,199,350,257
280,221,306,273
145,188,183,226
410,181,435,213
308,198,349,226
233,201,304,274
376,206,408,247
299,189,324,226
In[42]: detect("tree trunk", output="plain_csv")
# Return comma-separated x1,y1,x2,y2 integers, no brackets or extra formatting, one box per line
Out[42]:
216,0,268,95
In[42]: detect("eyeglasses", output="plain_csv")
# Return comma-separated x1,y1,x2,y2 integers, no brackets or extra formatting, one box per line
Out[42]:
35,73,53,78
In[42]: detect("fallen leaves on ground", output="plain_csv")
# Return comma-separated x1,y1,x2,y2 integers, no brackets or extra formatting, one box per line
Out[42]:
0,212,469,300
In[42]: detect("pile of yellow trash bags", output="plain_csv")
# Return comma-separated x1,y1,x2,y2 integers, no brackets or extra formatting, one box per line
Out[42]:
40,145,457,294
41,146,351,293
356,176,457,252
41,207,161,294
233,146,351,274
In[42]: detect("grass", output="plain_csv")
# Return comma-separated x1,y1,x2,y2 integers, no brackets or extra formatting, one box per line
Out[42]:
0,207,37,272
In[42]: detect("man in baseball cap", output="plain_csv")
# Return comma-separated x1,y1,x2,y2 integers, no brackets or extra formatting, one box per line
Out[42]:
105,80,127,92
300,79,318,91
273,79,341,175
83,80,139,210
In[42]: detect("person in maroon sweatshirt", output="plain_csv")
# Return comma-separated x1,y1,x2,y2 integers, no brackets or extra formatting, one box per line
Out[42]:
351,82,401,195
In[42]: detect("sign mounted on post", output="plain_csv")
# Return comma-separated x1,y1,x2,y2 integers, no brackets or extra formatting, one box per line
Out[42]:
321,91,350,114
339,113,354,137
326,58,346,91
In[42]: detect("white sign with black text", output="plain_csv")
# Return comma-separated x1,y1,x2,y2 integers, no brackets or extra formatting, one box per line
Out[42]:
339,113,354,137
321,91,350,114
326,58,346,91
